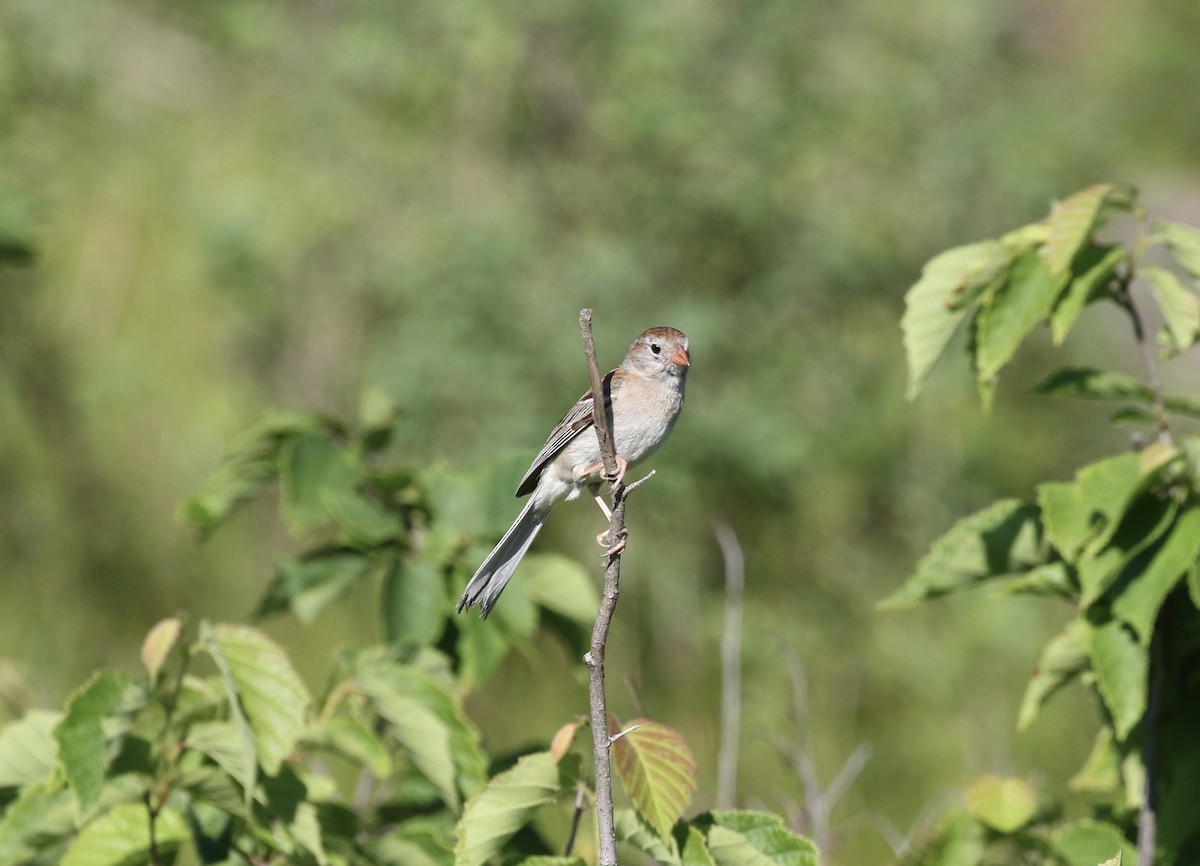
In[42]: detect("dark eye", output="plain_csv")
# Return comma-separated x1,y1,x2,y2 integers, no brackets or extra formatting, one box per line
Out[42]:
650,342,662,355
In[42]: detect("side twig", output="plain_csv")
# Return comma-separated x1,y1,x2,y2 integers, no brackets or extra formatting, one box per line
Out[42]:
714,522,745,810
579,308,627,866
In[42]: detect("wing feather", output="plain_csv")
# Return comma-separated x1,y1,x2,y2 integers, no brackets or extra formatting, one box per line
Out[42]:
515,370,615,496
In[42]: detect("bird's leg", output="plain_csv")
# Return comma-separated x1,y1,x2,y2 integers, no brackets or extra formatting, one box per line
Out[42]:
588,482,612,520
576,454,629,490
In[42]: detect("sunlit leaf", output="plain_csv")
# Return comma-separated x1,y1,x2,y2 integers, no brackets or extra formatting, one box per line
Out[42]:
1042,184,1133,277
1090,619,1147,740
0,710,61,787
964,775,1037,832
703,810,819,866
60,803,189,866
140,618,182,682
203,623,311,776
1078,494,1177,608
186,720,255,789
682,825,718,866
454,751,573,866
383,557,449,647
519,553,600,624
358,662,486,812
54,671,134,816
615,807,679,864
612,718,696,843
974,248,1059,383
1156,219,1200,281
305,715,394,778
1018,619,1089,730
999,561,1073,599
549,722,581,763
902,241,1011,399
1035,368,1152,403
1069,727,1120,794
1050,245,1126,344
0,780,74,865
1050,819,1132,866
881,499,1041,608
1036,445,1177,562
1111,506,1200,641
1144,266,1200,352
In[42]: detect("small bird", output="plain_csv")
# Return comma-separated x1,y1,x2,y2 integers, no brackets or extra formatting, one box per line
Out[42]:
457,326,690,617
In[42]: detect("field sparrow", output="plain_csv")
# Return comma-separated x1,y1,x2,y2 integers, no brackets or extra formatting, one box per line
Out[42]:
457,326,690,617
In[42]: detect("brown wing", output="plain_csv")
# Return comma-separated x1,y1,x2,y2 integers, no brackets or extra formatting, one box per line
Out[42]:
515,370,615,497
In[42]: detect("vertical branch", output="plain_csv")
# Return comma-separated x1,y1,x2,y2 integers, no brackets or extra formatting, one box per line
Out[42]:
579,308,625,866
714,522,745,810
1137,619,1166,866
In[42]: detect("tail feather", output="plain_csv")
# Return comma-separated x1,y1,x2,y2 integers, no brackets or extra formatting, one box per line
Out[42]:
457,500,546,617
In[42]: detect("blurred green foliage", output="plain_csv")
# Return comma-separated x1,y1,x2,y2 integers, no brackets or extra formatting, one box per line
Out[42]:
1,0,1199,863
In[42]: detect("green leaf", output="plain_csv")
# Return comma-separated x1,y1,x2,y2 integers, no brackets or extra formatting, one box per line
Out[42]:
1090,619,1147,740
453,751,571,866
1050,245,1127,344
1037,445,1177,562
259,551,372,624
202,622,311,777
1145,266,1200,352
611,718,697,843
327,489,403,544
139,618,182,682
176,763,253,818
1042,184,1133,277
1050,819,1132,866
974,248,1059,383
305,715,394,778
1035,367,1153,403
1112,506,1200,641
615,807,679,865
60,803,189,866
1069,727,1120,794
1156,219,1200,280
0,710,61,787
54,671,134,816
383,558,449,647
279,432,359,533
999,561,1073,599
186,720,256,788
964,775,1037,833
1018,619,1090,730
518,554,601,624
1079,494,1178,608
514,859,587,866
898,813,985,866
1187,563,1200,610
682,825,718,866
358,663,486,812
902,241,1011,399
703,811,819,866
881,499,1041,608
0,780,75,866
368,820,455,866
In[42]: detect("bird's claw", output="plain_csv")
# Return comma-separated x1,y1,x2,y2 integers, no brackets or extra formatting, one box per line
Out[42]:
596,526,628,556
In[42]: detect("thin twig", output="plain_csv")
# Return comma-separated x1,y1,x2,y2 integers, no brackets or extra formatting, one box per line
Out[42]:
1137,611,1166,866
579,308,626,866
714,521,745,810
1117,214,1173,446
564,785,587,857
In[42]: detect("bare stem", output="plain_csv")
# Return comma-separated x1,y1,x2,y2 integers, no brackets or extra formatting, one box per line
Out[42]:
579,308,625,866
1137,616,1166,866
715,522,745,810
564,785,587,857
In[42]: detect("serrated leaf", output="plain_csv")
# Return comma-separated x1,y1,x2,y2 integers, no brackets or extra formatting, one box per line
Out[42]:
60,803,189,866
1018,619,1090,730
368,820,455,866
1050,819,1132,866
964,775,1037,832
1090,619,1147,740
1035,367,1153,403
383,558,449,647
1079,494,1178,608
975,248,1059,382
186,720,257,788
612,718,696,843
279,432,359,533
140,618,182,681
327,489,404,544
1042,184,1133,276
1051,245,1127,344
1157,219,1200,280
0,709,61,787
615,807,679,864
1144,266,1200,352
1112,507,1200,641
1037,446,1177,562
203,622,311,777
176,763,253,819
999,561,1073,599
0,779,74,866
704,810,819,866
358,663,486,812
902,241,1011,399
881,499,1041,608
260,551,371,624
54,671,134,816
453,751,570,866
682,825,718,866
1069,727,1120,793
306,715,394,778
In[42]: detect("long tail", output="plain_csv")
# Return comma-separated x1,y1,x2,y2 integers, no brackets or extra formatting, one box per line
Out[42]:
456,500,546,618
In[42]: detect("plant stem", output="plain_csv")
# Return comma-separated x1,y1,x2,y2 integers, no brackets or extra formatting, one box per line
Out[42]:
1137,615,1166,866
579,308,624,866
714,522,744,810
1117,216,1173,446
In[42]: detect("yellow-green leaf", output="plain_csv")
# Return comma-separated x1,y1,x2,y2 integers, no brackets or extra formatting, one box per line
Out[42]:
964,775,1037,832
612,718,697,843
60,803,189,866
140,618,182,681
1090,620,1147,740
704,810,819,866
54,671,134,816
1018,619,1090,730
1112,507,1200,642
1144,266,1200,352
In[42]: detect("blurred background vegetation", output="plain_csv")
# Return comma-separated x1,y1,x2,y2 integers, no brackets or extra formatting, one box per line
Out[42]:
1,0,1199,862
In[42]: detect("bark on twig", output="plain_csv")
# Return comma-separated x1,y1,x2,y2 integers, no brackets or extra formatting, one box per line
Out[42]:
579,308,629,866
